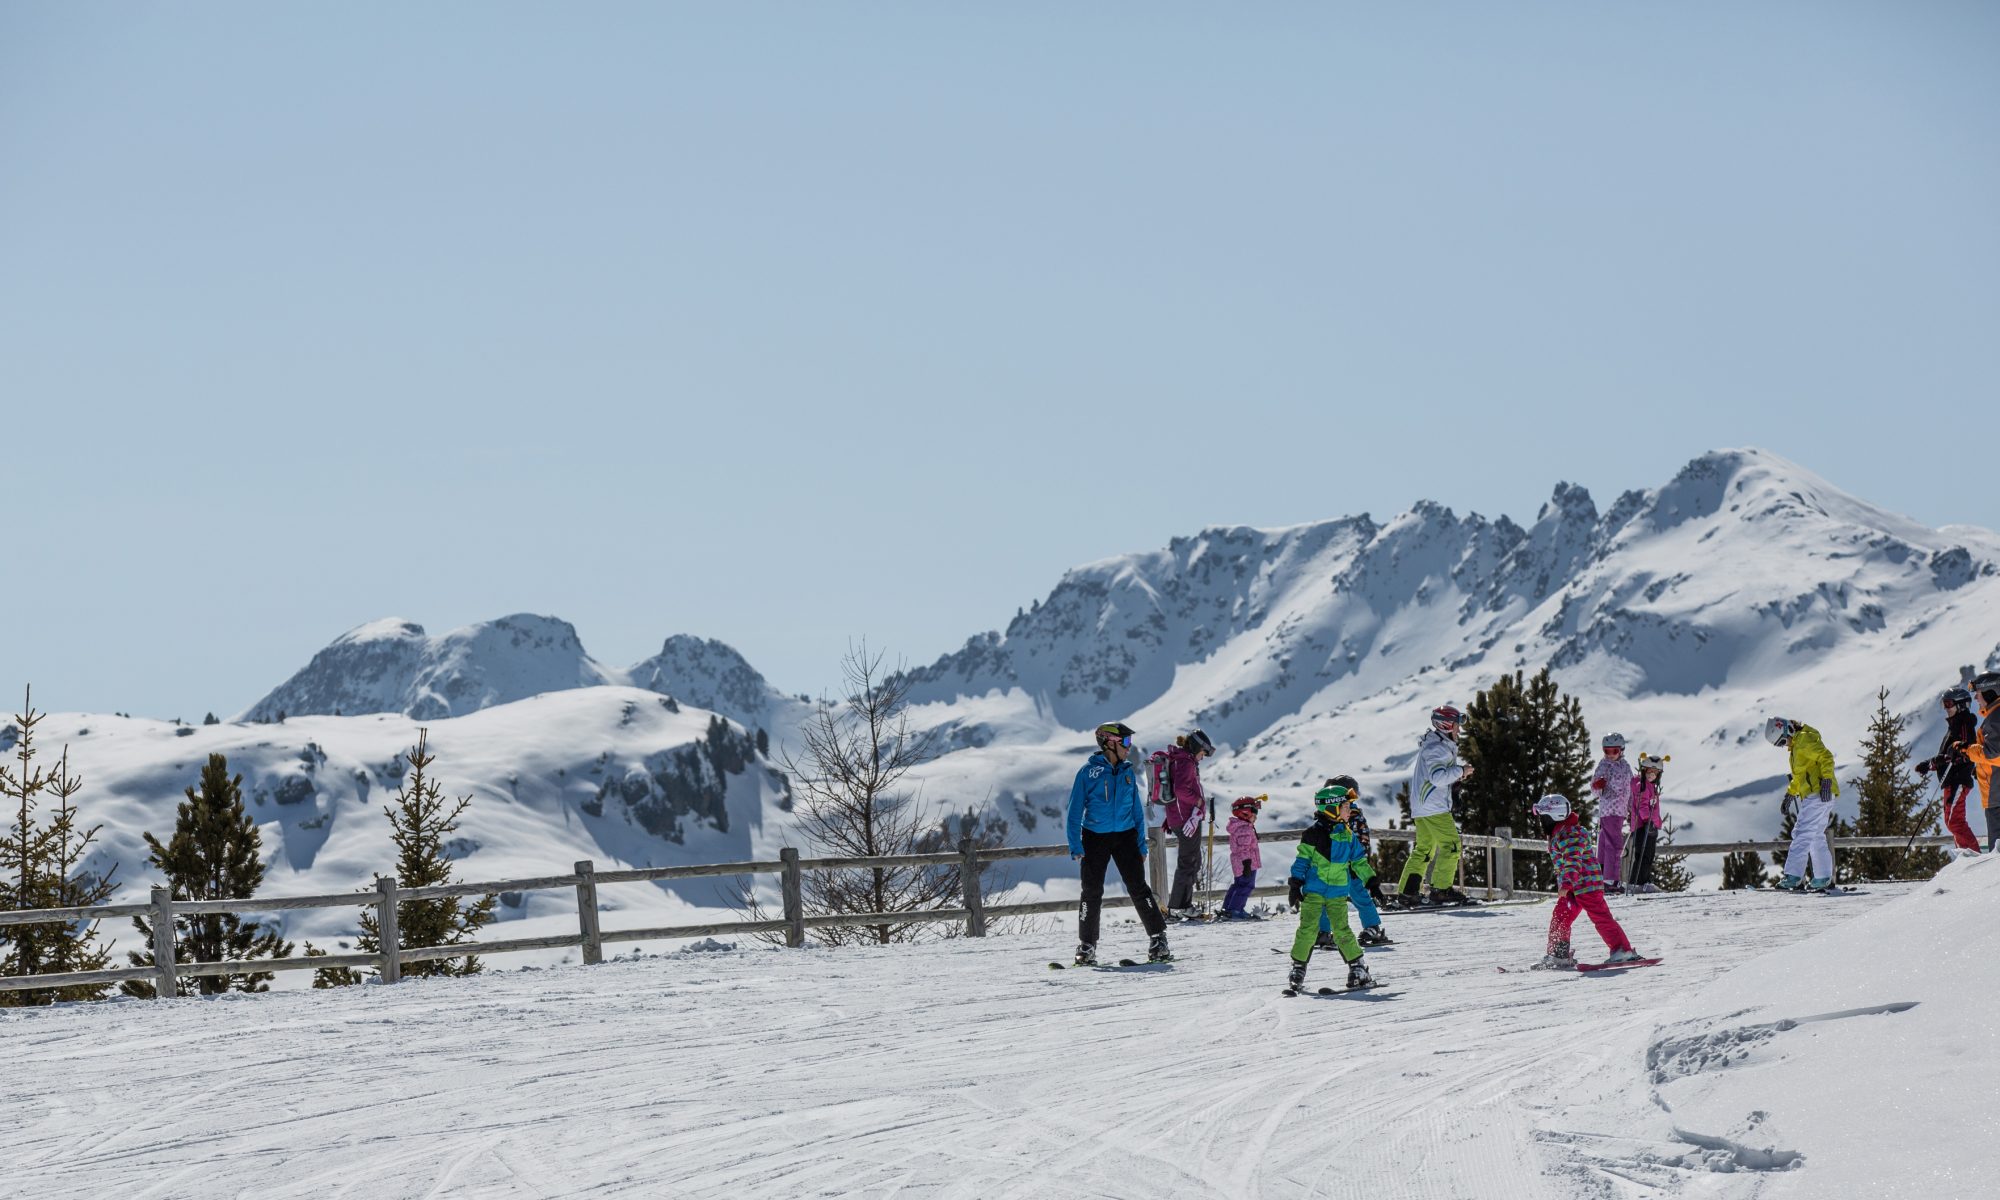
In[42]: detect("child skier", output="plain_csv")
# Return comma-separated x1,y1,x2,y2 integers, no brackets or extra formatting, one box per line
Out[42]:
1532,794,1644,969
1397,703,1474,907
1314,775,1392,947
1626,753,1667,891
1764,716,1838,892
1589,733,1633,893
1220,795,1265,918
1916,687,1981,853
1282,784,1376,995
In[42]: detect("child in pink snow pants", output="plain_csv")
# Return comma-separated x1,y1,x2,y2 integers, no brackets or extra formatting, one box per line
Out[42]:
1532,793,1640,968
1590,734,1634,892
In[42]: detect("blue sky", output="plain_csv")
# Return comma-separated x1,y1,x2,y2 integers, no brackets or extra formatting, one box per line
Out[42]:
3,2,1996,717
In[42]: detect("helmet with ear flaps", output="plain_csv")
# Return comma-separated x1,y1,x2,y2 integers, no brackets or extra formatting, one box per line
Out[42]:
1531,794,1571,822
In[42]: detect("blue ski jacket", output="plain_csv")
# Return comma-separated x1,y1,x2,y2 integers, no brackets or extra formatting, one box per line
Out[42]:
1067,752,1149,858
1289,814,1369,897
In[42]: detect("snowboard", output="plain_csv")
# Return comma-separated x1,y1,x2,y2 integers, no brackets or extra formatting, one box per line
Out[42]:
1576,956,1663,973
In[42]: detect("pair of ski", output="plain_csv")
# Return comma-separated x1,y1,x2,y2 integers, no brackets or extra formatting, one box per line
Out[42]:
1282,982,1399,999
1495,957,1663,974
1047,958,1170,971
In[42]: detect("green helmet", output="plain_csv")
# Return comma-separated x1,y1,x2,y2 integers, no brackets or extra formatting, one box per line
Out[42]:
1314,783,1355,813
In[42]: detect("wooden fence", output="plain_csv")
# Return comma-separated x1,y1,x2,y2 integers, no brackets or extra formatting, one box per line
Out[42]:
0,827,1955,998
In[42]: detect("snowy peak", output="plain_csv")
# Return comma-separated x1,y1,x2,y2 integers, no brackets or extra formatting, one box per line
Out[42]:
242,613,619,722
628,635,782,729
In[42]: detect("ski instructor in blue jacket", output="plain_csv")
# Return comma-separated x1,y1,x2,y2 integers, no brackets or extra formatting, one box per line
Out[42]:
1067,722,1172,967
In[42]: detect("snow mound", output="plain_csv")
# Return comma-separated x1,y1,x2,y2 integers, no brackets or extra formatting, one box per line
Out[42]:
1538,855,2000,1196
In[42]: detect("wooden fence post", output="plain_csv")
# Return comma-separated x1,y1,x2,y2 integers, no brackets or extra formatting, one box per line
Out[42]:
149,886,177,999
1149,823,1167,905
959,838,987,938
1495,826,1514,899
574,859,603,965
780,847,805,949
375,875,402,984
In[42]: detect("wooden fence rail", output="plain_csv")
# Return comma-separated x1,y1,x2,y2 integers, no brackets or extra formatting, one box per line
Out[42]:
0,828,1956,997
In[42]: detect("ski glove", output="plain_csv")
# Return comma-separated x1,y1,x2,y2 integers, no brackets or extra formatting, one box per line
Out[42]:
1915,760,1932,776
1287,879,1303,909
1180,816,1201,838
1781,794,1797,820
1365,876,1386,904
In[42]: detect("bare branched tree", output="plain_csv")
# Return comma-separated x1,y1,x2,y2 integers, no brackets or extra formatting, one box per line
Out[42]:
759,643,1005,946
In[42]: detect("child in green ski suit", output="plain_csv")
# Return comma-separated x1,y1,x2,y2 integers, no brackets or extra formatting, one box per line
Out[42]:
1284,784,1375,994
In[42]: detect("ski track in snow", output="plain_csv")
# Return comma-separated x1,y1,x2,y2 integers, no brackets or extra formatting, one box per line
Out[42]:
0,887,1912,1199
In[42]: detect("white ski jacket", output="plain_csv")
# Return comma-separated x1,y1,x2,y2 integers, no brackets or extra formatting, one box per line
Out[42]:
1409,730,1465,819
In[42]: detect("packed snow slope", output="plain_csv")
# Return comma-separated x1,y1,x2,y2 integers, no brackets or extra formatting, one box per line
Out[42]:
6,870,1987,1198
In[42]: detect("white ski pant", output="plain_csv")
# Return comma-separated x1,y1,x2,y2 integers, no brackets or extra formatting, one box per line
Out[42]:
1783,784,1835,880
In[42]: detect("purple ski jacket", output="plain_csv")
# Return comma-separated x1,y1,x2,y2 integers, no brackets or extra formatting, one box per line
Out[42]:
1150,746,1206,832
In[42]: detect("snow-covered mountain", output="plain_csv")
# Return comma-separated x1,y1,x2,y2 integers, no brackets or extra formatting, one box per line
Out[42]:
893,448,2000,847
26,446,2000,928
244,618,796,733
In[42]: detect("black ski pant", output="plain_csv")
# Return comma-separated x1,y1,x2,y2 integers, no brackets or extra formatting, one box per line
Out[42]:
1628,822,1660,887
1078,827,1167,947
1167,822,1204,910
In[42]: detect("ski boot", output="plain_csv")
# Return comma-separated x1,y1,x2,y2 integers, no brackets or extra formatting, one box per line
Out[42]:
1804,876,1833,893
1314,930,1342,951
1427,886,1472,907
1345,957,1374,989
1392,881,1422,910
1605,948,1644,964
1359,925,1395,947
1164,907,1193,924
1284,958,1308,996
1775,874,1804,892
1073,942,1098,968
1147,933,1174,964
1538,940,1575,970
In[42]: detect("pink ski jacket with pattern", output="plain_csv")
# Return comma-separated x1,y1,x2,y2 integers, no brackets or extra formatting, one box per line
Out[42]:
1629,777,1662,828
1591,756,1635,821
1226,816,1261,872
1548,816,1605,894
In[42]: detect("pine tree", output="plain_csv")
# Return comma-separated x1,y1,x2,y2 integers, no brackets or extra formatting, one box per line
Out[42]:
1844,688,1950,882
1721,849,1770,889
1458,667,1594,891
122,754,293,997
342,730,494,980
0,690,118,1005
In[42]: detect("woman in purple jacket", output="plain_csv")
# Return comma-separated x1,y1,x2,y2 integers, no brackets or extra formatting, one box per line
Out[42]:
1150,729,1216,916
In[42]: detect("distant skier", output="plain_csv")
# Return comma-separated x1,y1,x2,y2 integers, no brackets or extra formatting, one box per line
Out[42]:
1068,721,1171,965
1590,733,1634,893
1282,785,1375,995
1916,687,1982,853
1397,704,1474,907
1626,753,1668,891
1315,775,1392,947
1150,729,1217,918
1532,794,1643,969
1220,795,1265,918
1765,716,1838,892
1956,674,2000,852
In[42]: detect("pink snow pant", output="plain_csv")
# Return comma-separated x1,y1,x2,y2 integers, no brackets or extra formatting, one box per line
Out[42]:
1596,817,1626,889
1547,890,1632,956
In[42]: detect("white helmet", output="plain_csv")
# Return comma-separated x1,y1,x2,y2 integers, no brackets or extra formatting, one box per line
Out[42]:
1531,794,1571,822
1601,732,1626,750
1763,717,1796,746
